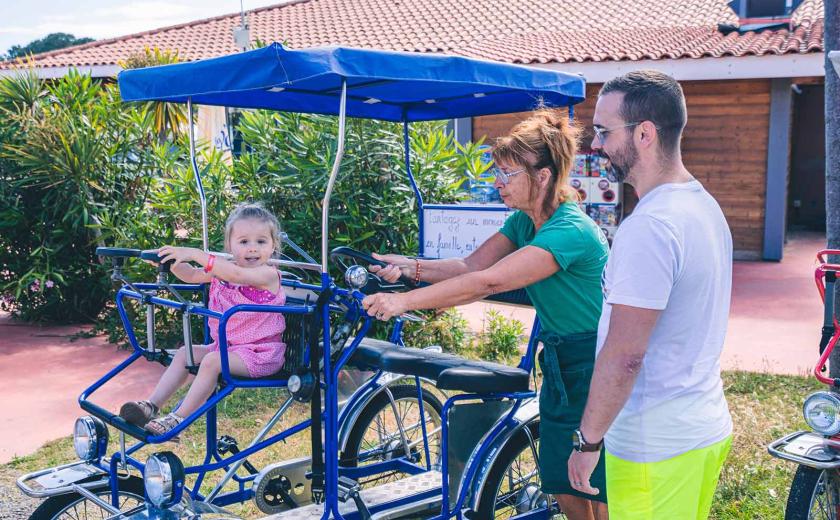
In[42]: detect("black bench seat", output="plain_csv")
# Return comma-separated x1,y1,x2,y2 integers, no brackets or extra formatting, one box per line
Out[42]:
350,340,530,394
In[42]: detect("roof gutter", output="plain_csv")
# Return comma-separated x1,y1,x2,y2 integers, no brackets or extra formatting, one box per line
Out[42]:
0,52,826,83
537,52,825,82
0,64,122,79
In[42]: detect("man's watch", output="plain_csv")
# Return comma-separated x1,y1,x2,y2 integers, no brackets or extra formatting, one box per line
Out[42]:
572,428,603,452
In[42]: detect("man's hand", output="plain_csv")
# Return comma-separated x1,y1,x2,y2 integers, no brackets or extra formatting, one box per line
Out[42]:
362,292,408,321
568,450,601,496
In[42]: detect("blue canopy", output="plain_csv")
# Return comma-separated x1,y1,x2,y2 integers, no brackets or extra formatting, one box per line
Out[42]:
118,43,585,122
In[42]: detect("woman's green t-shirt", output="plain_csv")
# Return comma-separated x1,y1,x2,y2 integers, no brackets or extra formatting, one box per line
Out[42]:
499,202,609,336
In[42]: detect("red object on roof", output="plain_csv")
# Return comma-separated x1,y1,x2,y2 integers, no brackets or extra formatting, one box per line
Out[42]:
1,0,824,71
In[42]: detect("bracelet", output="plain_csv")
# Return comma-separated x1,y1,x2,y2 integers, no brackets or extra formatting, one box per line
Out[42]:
413,259,422,285
204,254,216,273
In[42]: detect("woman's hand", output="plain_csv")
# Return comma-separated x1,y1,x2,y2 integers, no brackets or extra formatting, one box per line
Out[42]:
362,292,409,321
369,253,414,283
158,246,201,267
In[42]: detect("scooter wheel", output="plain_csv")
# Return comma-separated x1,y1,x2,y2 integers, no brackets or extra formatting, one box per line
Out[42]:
785,465,840,520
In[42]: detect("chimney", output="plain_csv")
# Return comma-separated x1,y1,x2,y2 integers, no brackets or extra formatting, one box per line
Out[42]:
722,0,804,32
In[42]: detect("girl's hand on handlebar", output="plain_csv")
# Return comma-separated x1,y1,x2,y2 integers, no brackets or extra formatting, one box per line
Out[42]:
370,253,414,283
362,292,408,321
158,246,200,267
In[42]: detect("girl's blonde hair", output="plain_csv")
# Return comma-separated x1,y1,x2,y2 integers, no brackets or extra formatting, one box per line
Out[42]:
491,108,580,219
224,202,282,256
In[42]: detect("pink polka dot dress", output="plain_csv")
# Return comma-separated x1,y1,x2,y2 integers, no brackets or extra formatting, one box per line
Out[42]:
206,272,287,378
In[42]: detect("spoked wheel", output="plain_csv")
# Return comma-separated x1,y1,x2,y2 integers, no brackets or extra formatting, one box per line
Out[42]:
29,476,145,520
476,426,562,519
341,384,443,487
786,466,840,520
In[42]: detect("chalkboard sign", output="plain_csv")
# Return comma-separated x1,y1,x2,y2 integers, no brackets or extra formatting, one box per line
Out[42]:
421,204,513,259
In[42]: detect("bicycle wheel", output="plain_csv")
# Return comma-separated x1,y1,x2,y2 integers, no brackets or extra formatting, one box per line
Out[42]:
341,383,443,487
29,476,145,520
475,425,561,519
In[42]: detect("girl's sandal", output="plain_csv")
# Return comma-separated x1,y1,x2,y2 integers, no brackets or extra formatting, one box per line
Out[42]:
144,412,184,442
119,400,159,427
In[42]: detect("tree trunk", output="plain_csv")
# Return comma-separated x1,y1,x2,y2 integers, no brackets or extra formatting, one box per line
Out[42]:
825,0,840,378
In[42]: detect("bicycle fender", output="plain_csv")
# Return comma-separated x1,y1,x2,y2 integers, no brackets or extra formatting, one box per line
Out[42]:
464,397,540,513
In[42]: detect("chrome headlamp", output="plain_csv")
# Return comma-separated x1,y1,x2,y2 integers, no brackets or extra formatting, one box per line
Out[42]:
344,265,369,290
803,391,840,436
73,416,108,461
144,451,185,508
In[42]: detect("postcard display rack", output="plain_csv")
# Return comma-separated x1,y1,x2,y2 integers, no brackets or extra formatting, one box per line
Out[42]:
569,152,622,240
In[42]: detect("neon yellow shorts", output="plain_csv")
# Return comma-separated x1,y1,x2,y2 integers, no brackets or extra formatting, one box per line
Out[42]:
605,436,731,520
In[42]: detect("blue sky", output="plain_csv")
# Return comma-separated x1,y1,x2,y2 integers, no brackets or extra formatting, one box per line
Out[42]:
1,0,288,55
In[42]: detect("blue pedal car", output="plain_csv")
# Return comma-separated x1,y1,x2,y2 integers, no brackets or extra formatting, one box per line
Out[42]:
17,43,586,520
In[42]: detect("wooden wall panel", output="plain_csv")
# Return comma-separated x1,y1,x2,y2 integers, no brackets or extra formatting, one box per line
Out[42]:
682,79,770,259
472,80,771,258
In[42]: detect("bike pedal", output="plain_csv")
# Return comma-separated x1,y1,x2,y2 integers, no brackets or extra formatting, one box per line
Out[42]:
217,435,259,475
337,476,361,502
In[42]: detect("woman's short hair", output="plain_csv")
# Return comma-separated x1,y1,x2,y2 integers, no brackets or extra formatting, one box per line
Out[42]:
491,108,580,218
224,202,282,256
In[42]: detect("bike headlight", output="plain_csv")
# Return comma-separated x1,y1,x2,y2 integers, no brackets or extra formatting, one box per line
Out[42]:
804,392,840,436
73,416,108,461
344,265,369,290
144,452,185,508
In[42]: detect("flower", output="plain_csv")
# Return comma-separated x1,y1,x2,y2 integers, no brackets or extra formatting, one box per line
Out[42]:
30,280,41,292
45,280,55,288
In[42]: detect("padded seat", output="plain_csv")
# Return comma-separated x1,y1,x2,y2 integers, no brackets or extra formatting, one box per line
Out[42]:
350,341,530,394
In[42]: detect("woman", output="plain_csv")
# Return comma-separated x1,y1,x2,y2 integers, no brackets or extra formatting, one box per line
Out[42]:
362,109,609,519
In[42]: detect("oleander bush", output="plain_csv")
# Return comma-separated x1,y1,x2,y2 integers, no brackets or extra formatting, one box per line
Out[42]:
0,65,487,348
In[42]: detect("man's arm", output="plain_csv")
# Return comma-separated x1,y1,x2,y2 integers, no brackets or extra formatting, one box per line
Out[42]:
579,304,661,443
568,303,660,496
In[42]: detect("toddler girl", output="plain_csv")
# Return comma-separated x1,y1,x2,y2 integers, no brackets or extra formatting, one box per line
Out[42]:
120,203,287,437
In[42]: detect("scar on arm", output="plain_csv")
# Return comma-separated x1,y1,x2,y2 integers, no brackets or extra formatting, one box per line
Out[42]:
623,355,644,375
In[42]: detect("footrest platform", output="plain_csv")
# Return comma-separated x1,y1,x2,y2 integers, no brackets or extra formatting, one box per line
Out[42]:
264,470,442,519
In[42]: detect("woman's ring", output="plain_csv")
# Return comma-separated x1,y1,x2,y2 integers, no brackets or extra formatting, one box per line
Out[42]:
574,481,582,486
377,312,384,319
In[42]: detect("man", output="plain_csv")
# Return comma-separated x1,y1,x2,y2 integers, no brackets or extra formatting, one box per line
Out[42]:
568,70,733,518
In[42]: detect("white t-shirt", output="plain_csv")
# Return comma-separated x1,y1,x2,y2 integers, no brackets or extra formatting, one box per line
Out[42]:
596,180,733,463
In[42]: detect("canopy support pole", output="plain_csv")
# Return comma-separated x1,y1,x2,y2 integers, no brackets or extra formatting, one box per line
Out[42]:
187,98,209,252
321,81,347,273
403,120,424,256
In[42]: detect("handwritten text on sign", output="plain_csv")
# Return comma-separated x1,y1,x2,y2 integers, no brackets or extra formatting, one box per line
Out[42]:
422,206,513,259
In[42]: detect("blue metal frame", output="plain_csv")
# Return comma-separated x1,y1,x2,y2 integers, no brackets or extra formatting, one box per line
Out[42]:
58,41,589,518
76,274,440,510
70,146,551,520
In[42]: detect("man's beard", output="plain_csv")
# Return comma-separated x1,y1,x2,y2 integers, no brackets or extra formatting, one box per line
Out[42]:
597,140,638,184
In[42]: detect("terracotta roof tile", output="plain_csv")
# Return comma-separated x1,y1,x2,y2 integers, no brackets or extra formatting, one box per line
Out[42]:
1,0,824,70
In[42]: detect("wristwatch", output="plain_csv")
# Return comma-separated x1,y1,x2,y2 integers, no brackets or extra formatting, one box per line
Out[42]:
572,428,603,452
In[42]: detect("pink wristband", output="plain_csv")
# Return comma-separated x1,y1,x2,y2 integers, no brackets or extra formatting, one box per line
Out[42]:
204,254,216,273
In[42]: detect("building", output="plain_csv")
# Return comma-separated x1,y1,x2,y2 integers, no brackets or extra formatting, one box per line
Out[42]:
0,0,826,259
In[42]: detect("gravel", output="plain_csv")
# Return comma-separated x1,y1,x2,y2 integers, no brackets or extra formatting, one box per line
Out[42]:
0,467,38,519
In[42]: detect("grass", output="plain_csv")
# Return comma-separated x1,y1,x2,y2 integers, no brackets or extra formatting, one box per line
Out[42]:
3,371,825,519
711,371,824,519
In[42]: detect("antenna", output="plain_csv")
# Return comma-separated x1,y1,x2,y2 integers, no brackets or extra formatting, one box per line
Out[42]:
232,0,251,51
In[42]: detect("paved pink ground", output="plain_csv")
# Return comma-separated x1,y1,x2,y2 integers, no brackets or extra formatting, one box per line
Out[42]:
723,232,828,375
459,231,829,376
0,232,830,461
0,315,164,463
